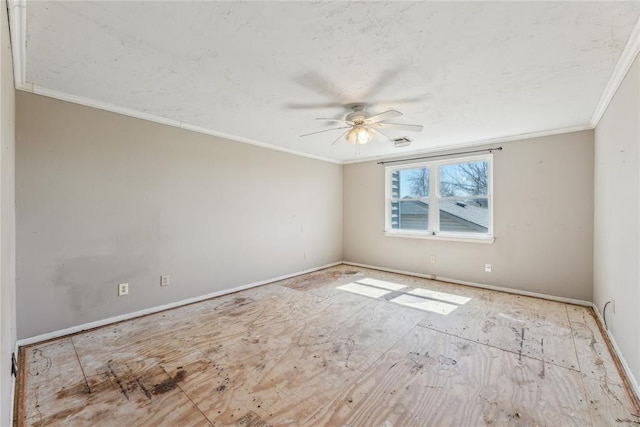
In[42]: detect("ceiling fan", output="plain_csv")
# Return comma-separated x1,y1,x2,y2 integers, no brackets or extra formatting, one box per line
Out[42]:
300,105,424,145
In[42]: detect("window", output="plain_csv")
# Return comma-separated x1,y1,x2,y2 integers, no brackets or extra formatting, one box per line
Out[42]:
385,154,493,241
389,167,429,231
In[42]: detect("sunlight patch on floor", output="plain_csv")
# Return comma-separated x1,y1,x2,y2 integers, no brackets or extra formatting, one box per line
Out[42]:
391,294,459,315
357,278,408,291
408,288,471,305
336,277,471,315
336,282,392,299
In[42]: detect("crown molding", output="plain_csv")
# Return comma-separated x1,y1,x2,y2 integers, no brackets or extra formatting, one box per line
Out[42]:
17,83,343,164
8,2,636,165
8,1,342,165
7,0,26,87
590,16,640,127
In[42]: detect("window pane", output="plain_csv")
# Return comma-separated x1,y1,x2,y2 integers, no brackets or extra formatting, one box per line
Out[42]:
439,161,488,197
391,200,429,230
439,198,488,233
391,167,429,198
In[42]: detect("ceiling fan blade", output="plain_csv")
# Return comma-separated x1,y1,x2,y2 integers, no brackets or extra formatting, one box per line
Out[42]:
315,118,353,125
360,68,401,101
287,95,428,111
331,130,351,146
371,127,391,141
385,95,430,105
299,126,351,138
293,72,347,103
285,101,345,110
366,110,403,124
375,122,424,132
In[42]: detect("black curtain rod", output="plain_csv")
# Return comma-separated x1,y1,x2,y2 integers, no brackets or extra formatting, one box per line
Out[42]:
377,146,503,165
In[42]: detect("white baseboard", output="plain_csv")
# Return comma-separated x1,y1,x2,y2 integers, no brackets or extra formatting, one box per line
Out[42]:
14,260,640,406
342,261,592,306
16,261,342,347
591,303,640,402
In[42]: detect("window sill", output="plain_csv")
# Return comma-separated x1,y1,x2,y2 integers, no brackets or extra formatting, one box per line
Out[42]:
384,230,495,244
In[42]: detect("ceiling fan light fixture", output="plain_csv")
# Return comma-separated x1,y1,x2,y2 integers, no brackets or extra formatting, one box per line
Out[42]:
346,125,373,144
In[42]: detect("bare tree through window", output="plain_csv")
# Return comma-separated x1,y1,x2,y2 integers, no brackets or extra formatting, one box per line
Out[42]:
407,168,429,197
440,161,487,197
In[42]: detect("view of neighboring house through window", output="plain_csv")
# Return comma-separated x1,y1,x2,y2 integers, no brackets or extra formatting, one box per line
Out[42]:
390,167,429,230
386,154,492,239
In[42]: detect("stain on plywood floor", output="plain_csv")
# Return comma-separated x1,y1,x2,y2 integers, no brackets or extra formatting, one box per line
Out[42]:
17,265,640,426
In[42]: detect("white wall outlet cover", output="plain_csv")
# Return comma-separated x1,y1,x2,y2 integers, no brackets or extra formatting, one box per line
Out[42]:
430,255,436,264
485,264,492,272
161,275,170,287
118,283,129,296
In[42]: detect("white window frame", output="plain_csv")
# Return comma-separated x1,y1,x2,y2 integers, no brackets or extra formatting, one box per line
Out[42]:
384,154,494,243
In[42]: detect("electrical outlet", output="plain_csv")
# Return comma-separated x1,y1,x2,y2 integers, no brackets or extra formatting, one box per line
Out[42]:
118,283,129,296
485,264,492,273
161,275,170,287
430,255,436,264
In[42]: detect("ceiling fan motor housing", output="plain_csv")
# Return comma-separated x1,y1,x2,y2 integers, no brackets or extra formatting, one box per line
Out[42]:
345,105,368,125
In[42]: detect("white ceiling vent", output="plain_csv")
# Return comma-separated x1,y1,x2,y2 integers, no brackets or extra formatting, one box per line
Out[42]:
393,137,412,148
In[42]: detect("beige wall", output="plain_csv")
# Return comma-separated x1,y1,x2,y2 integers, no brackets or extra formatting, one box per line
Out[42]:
0,0,16,424
344,131,594,301
594,53,640,390
16,92,343,339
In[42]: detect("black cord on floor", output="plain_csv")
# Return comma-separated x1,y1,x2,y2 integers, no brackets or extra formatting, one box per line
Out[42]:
603,301,611,329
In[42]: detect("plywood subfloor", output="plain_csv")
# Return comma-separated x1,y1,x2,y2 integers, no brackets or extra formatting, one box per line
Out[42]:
18,265,640,426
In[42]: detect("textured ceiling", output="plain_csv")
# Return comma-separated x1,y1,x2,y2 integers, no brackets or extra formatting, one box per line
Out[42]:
20,1,640,162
